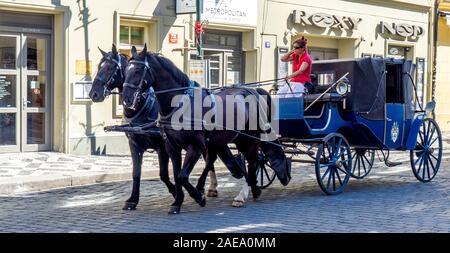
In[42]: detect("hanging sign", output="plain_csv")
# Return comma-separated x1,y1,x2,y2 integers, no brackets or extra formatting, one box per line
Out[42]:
202,0,257,27
176,0,197,14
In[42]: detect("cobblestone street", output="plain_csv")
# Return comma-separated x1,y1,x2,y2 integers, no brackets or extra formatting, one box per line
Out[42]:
1,152,450,233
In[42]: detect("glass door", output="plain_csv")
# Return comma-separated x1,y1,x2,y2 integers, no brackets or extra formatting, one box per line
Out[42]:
204,51,223,88
0,34,20,152
0,33,50,152
204,50,242,88
21,34,51,151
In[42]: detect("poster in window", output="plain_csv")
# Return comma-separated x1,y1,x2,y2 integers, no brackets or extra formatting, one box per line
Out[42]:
416,58,425,110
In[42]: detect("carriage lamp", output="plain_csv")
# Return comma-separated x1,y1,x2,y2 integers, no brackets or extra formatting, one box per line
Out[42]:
336,78,350,96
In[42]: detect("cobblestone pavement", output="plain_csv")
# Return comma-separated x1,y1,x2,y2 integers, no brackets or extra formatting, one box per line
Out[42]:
1,150,450,233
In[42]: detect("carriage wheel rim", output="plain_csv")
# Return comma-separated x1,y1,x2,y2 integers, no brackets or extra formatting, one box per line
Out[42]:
316,134,352,195
350,149,374,179
411,119,442,182
256,153,276,189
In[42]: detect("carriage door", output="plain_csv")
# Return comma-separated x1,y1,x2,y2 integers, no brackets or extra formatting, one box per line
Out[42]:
385,63,405,148
0,33,51,152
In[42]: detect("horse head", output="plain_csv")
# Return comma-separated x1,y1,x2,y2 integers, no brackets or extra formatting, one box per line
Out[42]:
122,44,157,111
90,44,128,102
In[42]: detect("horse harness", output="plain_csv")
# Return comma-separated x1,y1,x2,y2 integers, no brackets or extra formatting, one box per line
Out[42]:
96,54,124,97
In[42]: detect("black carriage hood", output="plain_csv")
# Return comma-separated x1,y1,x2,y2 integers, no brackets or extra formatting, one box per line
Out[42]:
312,57,386,120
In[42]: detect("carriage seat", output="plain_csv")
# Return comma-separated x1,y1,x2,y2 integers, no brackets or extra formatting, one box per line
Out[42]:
303,93,345,103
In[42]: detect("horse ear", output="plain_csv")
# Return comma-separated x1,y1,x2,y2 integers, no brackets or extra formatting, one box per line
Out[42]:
112,44,118,56
98,47,107,57
142,43,147,55
131,46,138,58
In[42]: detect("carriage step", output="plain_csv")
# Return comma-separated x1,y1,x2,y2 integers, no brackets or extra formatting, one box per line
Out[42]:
385,160,402,167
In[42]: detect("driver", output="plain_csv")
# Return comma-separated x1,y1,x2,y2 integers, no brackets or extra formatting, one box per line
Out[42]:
277,36,312,98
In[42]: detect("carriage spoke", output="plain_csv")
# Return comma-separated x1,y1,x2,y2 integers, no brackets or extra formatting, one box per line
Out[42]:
335,139,343,157
426,121,431,144
419,130,425,145
422,155,428,180
430,153,439,163
327,168,333,189
363,154,373,167
425,156,431,180
427,126,436,144
263,164,271,180
417,154,425,176
361,156,367,174
428,155,437,173
321,167,332,182
335,169,343,186
337,167,348,175
332,168,336,191
259,165,264,185
429,137,439,147
414,152,425,166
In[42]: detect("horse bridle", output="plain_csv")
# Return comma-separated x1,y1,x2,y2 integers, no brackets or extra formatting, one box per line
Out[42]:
96,54,124,98
123,56,156,111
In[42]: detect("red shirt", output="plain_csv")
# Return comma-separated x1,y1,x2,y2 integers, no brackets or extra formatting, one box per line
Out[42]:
291,52,312,83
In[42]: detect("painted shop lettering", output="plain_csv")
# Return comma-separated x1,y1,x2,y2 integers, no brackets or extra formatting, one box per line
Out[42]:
380,21,424,38
293,10,362,30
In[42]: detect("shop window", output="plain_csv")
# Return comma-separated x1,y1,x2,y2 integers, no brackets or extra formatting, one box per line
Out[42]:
119,24,145,57
309,47,338,61
387,45,413,60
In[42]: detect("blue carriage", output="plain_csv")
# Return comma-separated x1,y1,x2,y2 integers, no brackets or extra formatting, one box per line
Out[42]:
257,57,442,195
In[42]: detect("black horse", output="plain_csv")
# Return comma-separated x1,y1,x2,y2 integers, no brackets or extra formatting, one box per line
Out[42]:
122,45,291,214
89,45,244,210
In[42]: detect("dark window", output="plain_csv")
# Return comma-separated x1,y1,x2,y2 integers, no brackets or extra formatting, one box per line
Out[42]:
385,64,404,103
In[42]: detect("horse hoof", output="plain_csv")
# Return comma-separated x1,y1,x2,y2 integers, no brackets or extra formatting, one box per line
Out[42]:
252,189,262,199
232,200,245,208
168,206,181,214
198,195,207,207
123,202,137,211
207,189,218,198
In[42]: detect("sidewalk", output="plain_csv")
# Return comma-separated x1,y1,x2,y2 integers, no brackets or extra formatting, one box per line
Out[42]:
0,152,225,195
1,131,449,196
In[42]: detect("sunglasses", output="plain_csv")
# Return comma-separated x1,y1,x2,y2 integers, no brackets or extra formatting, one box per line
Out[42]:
293,46,304,49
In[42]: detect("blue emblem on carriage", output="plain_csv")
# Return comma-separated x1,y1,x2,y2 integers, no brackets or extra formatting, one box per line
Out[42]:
391,121,399,143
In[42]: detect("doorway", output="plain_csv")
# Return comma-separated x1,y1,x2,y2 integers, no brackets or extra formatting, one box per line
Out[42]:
203,50,243,88
0,33,51,152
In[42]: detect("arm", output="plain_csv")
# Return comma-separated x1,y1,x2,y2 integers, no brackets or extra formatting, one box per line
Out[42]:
286,62,309,79
280,50,295,62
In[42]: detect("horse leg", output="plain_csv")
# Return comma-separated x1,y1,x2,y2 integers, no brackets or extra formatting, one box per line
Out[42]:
166,142,184,215
123,139,143,210
158,148,176,199
197,150,219,197
179,145,206,207
231,141,261,207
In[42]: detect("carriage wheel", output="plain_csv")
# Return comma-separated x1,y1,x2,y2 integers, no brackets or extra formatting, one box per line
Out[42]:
315,133,352,195
410,118,442,183
256,150,277,189
350,149,375,179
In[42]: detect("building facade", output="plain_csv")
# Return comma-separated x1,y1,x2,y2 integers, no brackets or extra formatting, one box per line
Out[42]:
0,0,436,155
436,0,450,131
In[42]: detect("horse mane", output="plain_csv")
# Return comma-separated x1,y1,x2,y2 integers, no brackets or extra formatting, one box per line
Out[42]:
132,52,190,86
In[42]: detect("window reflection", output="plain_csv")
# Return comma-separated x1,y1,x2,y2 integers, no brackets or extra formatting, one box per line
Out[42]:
0,113,16,146
27,113,45,144
0,36,16,69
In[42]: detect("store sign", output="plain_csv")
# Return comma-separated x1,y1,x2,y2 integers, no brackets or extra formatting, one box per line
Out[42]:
169,33,178,44
202,0,257,27
293,10,362,30
176,0,196,14
380,22,424,38
189,60,207,87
